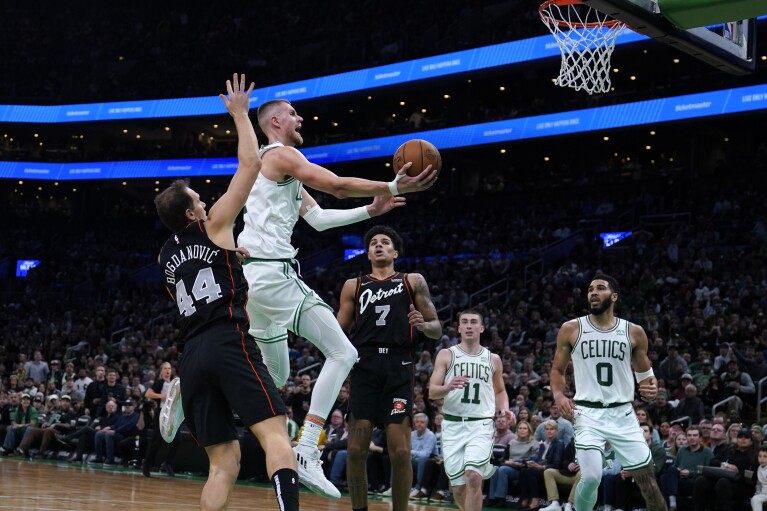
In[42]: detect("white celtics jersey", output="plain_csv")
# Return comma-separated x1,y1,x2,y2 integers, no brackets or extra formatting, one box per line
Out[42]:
237,142,302,259
443,345,496,418
571,316,635,404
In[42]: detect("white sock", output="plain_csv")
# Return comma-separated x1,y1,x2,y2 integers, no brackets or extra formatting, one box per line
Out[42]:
604,505,613,511
298,419,324,449
669,496,677,508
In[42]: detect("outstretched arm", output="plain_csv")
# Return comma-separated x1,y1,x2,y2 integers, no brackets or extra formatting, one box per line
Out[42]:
551,320,577,421
207,73,260,237
630,323,659,402
299,189,406,231
269,148,438,198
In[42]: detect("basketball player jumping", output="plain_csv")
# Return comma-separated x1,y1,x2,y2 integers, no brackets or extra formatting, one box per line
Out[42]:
550,274,667,511
336,225,442,511
429,310,515,511
155,74,299,511
236,99,438,498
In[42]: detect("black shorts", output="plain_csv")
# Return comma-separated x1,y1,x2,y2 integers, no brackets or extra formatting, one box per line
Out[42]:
179,323,286,447
349,349,414,426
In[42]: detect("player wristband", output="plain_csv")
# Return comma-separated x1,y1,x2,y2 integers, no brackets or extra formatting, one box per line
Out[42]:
387,171,405,196
634,368,654,381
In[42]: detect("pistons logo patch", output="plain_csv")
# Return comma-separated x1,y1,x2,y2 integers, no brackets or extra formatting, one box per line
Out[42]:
391,398,408,415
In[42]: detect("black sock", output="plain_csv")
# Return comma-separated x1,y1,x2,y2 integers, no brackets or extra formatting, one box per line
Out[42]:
353,508,369,511
272,468,299,511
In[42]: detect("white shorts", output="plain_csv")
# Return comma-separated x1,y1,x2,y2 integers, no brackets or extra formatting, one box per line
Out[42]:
442,417,496,486
572,403,652,471
242,260,332,342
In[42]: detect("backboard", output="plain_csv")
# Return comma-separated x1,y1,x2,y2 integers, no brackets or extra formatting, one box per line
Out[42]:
579,0,759,74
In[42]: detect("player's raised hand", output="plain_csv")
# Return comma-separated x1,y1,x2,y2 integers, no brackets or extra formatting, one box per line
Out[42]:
393,164,438,194
219,73,255,118
368,194,406,217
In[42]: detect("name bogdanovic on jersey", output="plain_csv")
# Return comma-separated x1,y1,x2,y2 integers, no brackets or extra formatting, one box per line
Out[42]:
571,316,635,404
162,243,219,285
443,346,496,418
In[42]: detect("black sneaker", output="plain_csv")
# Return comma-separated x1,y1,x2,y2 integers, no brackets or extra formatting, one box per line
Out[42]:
142,461,151,477
163,463,175,477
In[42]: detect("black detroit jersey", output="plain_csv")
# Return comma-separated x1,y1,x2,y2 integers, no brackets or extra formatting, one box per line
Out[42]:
352,272,415,350
159,220,249,340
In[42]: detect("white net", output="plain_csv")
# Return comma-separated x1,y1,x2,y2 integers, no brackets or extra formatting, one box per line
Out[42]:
539,0,626,95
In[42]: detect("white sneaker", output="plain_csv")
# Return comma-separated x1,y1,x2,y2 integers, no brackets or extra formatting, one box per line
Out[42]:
381,487,393,497
541,502,562,511
293,444,341,499
159,377,184,443
564,504,573,511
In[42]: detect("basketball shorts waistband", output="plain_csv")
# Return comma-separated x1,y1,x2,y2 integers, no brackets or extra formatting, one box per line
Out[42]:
443,413,494,422
574,400,629,409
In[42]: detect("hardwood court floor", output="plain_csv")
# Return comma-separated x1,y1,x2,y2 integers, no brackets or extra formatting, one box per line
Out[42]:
0,458,455,510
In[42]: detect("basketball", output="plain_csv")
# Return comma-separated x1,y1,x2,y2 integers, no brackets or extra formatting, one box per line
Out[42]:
392,139,442,177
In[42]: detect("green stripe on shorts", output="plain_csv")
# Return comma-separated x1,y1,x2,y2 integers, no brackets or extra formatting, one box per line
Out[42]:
254,334,288,344
622,451,653,471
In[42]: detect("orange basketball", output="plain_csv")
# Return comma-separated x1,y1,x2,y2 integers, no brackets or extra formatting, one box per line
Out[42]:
392,139,442,177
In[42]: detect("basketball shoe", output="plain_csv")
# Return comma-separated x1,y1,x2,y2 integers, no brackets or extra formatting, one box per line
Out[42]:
293,444,341,499
160,377,184,443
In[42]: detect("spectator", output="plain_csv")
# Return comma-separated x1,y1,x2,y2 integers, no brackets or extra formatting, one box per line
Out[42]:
285,374,313,426
707,422,729,460
692,428,758,511
693,359,715,393
752,446,767,511
415,350,434,375
24,351,50,385
672,383,705,425
517,419,564,511
539,437,579,511
142,361,178,477
658,341,689,386
64,399,120,463
721,360,756,401
60,362,76,389
660,426,713,511
533,404,573,446
16,394,77,456
487,419,538,507
93,398,140,465
73,369,93,399
84,365,107,417
1,393,38,454
332,385,349,417
409,412,437,499
0,392,18,439
97,369,126,416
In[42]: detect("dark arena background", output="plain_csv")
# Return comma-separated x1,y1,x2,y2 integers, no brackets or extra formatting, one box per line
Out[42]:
1,2,767,510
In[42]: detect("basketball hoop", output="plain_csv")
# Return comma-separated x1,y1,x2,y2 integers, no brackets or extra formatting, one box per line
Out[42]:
539,0,626,95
